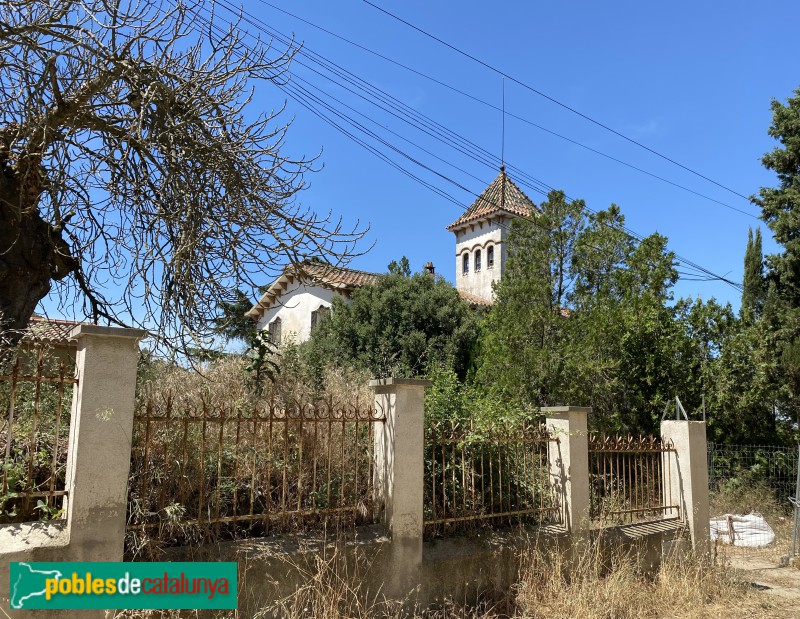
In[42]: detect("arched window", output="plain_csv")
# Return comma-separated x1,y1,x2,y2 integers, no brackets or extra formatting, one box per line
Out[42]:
268,317,282,343
487,245,495,269
311,304,331,331
462,252,469,274
475,249,482,272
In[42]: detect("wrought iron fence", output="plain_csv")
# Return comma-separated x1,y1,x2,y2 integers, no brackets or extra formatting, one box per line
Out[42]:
126,392,385,551
0,346,76,524
589,434,678,526
423,420,561,539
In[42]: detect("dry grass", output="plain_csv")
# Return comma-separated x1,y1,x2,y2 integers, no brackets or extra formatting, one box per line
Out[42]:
710,479,794,563
112,540,792,619
514,542,779,619
126,357,376,558
137,355,373,411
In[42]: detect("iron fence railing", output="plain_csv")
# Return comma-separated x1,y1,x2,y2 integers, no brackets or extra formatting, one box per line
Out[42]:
589,434,678,525
126,392,385,550
423,420,561,538
0,346,76,524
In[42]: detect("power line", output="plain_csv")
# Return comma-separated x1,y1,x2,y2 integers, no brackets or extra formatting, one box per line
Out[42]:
362,0,754,205
243,0,757,219
201,0,743,290
187,2,742,291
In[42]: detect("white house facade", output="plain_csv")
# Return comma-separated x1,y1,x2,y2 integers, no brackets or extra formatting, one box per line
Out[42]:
245,263,377,345
247,169,537,343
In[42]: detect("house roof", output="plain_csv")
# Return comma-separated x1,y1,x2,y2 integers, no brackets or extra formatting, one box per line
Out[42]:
22,316,85,346
247,262,493,321
447,169,537,231
246,263,379,321
458,291,492,307
300,262,379,288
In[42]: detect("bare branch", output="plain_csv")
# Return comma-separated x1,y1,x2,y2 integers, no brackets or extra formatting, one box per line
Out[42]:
0,0,368,352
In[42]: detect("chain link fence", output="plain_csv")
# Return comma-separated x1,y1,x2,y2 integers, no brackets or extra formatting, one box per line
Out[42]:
707,442,798,554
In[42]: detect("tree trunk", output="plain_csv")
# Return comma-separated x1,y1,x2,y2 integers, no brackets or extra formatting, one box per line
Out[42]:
0,169,76,349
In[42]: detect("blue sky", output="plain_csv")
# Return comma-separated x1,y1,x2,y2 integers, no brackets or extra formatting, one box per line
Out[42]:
221,0,799,310
37,1,800,323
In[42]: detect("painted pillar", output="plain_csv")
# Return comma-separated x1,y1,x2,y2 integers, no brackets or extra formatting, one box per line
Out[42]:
65,325,145,560
544,406,591,547
661,420,710,552
371,377,430,597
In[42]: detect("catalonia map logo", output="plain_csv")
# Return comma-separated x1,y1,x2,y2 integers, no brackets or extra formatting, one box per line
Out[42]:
9,562,237,610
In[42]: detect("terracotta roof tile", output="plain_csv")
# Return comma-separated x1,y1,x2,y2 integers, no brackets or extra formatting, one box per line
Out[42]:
458,291,492,307
298,263,379,288
22,316,85,345
447,170,537,230
246,263,379,320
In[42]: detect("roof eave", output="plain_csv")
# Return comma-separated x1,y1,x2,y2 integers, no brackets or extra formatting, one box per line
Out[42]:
246,270,293,321
245,270,365,321
446,207,525,232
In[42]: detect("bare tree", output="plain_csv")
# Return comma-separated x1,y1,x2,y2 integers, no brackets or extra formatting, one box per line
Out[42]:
0,0,365,351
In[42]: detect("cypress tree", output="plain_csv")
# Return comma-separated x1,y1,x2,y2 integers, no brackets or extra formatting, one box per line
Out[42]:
741,228,766,319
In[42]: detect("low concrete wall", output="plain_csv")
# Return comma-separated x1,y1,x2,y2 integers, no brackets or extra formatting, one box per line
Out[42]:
161,522,681,617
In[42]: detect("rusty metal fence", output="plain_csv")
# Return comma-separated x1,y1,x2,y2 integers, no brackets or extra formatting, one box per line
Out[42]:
589,434,678,526
0,346,76,524
126,392,385,552
423,420,561,539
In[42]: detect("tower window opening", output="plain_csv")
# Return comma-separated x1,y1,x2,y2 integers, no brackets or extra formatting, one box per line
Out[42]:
462,253,469,274
475,249,482,272
487,245,495,269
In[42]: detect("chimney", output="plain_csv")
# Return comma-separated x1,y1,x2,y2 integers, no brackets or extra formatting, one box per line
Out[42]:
424,262,435,277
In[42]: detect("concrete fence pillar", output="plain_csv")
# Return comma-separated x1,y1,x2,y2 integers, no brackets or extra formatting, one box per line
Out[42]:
65,325,145,559
544,406,591,546
661,420,710,552
0,325,144,617
370,377,430,598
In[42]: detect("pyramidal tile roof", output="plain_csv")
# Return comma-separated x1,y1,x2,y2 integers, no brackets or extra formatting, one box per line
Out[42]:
447,169,537,230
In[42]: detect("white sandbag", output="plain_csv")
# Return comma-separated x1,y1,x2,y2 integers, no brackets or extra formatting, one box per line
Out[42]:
709,513,775,548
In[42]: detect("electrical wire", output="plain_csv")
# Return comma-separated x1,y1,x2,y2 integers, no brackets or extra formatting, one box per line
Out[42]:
247,0,757,219
183,1,743,291
362,0,754,206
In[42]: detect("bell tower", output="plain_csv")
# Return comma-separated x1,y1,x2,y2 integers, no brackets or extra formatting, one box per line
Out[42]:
446,168,537,303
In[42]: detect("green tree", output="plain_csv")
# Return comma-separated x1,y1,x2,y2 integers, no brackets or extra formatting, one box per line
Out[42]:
212,290,259,345
479,194,693,435
305,260,481,379
753,87,800,305
387,256,412,277
752,86,800,434
605,233,681,433
477,191,584,408
741,228,766,320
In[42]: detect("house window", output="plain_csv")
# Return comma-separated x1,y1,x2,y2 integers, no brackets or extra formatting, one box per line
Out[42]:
310,304,330,332
487,245,495,269
475,249,482,272
268,317,281,343
462,252,469,274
